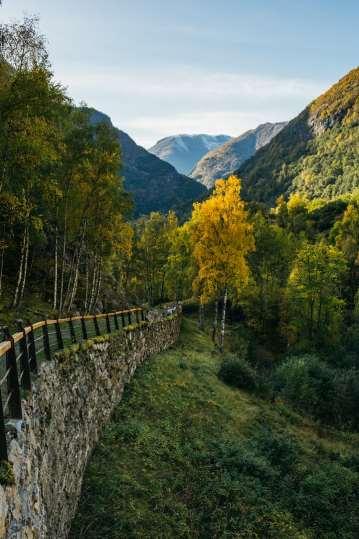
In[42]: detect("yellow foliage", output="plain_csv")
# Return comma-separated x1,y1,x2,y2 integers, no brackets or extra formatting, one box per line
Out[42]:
189,175,254,301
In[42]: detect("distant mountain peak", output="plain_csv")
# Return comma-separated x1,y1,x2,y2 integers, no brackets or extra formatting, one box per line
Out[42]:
190,122,287,189
149,133,231,174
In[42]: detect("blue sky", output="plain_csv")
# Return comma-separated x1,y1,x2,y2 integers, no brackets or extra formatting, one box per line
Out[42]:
2,0,358,146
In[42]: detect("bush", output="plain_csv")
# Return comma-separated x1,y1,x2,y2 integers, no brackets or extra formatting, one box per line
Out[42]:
275,354,359,428
218,355,257,390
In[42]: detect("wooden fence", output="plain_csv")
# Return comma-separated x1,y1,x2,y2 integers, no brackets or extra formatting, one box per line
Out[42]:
0,307,145,461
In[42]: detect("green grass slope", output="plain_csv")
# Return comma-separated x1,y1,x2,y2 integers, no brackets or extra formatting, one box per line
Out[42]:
70,318,359,538
239,67,359,205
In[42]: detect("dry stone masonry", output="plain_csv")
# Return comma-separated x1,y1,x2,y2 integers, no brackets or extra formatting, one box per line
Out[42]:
0,305,181,538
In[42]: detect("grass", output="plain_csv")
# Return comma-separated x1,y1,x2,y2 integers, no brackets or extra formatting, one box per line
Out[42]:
70,317,359,538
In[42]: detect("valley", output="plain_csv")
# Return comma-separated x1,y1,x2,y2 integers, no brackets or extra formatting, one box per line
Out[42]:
0,4,358,538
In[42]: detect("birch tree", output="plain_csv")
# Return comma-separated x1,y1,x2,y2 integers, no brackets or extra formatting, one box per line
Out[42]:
189,176,254,350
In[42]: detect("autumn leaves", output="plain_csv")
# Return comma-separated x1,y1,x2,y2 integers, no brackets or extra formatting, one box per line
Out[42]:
189,176,254,349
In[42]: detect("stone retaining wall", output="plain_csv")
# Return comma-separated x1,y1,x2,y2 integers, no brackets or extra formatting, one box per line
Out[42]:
0,307,181,538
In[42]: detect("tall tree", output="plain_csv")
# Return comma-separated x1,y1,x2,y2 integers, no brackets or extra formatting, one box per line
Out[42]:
0,15,49,71
0,66,69,307
165,222,195,302
285,242,347,347
332,203,359,314
132,212,177,306
245,212,296,339
189,176,254,350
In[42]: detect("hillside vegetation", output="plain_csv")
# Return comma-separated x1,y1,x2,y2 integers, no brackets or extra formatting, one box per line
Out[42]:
239,67,359,204
71,317,359,538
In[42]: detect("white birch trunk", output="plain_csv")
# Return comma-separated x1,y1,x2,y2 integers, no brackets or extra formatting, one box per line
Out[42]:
84,254,89,312
12,227,27,308
212,300,218,344
88,257,98,313
219,288,228,352
93,264,102,311
19,227,29,305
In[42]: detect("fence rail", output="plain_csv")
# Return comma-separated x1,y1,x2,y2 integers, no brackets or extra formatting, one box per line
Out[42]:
0,307,146,461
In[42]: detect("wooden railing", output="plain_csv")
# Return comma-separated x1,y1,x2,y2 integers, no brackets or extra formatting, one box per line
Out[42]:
0,307,146,461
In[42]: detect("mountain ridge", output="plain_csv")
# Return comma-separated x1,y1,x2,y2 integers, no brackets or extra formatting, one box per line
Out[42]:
238,67,359,204
149,133,231,175
89,110,207,217
190,122,287,188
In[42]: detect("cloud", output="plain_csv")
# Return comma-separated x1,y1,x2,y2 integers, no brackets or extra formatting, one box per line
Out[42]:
58,64,326,101
55,63,328,146
125,111,284,148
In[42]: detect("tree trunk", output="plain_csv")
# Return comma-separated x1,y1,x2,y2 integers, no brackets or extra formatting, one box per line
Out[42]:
219,288,228,352
63,248,76,310
84,254,89,312
53,227,58,310
19,227,29,305
88,257,98,313
65,222,86,312
59,219,67,314
12,227,27,308
212,300,218,344
93,263,102,311
198,301,204,330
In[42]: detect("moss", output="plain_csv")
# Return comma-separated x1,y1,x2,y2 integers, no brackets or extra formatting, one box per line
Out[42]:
0,460,15,486
54,316,175,366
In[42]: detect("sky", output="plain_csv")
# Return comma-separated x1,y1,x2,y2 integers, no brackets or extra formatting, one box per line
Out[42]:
1,0,359,147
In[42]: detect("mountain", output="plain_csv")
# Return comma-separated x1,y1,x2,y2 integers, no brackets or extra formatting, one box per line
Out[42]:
238,67,359,205
190,122,287,188
89,110,207,217
148,134,231,175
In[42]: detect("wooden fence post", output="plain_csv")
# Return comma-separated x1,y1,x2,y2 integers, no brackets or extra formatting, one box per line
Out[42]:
106,314,111,333
55,319,64,350
0,384,8,460
94,315,100,336
16,320,32,392
81,316,88,340
27,322,38,374
42,321,51,361
114,313,119,330
68,316,76,343
2,326,22,419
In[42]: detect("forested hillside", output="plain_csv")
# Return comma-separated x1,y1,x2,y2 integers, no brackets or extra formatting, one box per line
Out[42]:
239,67,359,204
0,22,133,321
0,17,205,321
90,110,207,217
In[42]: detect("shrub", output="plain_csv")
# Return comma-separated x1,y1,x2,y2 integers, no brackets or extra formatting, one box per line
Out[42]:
218,355,257,390
275,354,359,428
